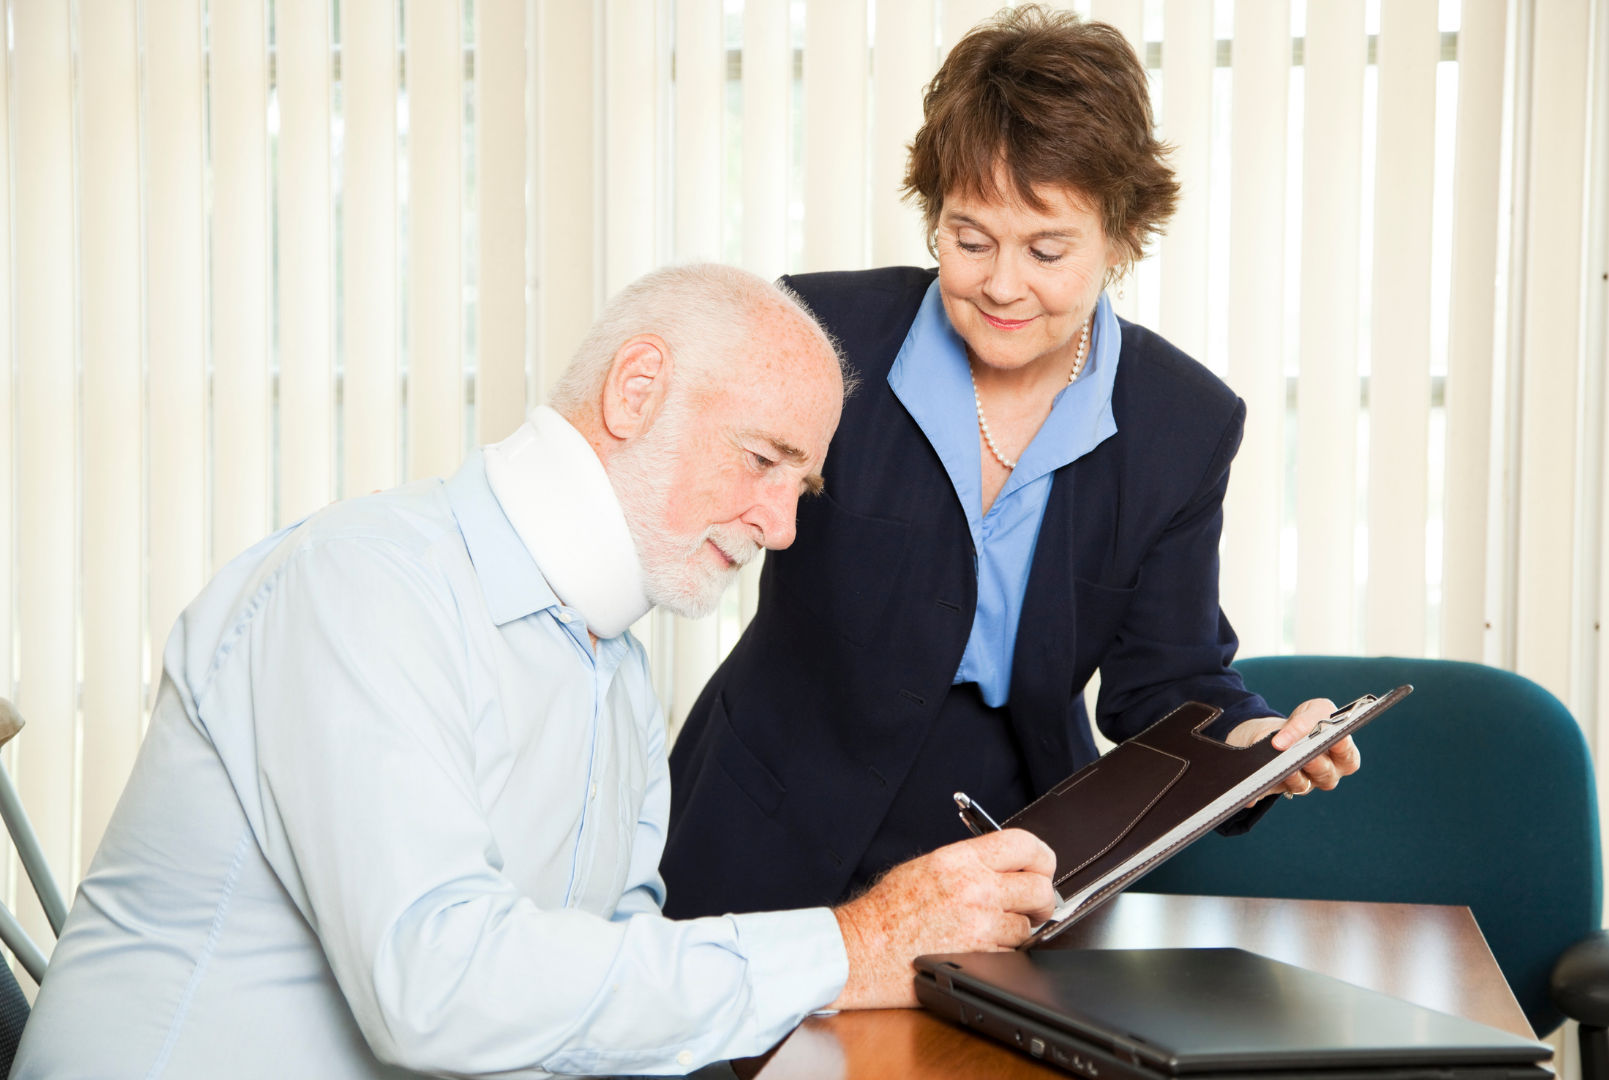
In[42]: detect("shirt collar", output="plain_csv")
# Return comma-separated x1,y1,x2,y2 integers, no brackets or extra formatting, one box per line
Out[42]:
887,279,1122,522
887,282,985,531
467,406,652,638
1012,287,1121,486
444,450,560,627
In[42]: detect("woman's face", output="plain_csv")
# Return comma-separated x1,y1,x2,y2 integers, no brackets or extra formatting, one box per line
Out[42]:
935,177,1121,379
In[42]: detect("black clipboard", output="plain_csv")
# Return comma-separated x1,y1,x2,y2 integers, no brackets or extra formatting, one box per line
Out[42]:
999,686,1413,947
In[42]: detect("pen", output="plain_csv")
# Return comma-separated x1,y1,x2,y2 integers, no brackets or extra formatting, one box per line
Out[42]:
954,791,1002,837
955,791,1066,906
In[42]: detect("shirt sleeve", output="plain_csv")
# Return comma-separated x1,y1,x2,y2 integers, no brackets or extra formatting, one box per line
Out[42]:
610,650,849,1040
216,537,847,1078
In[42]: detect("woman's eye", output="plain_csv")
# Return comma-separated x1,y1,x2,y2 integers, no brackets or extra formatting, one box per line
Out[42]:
1030,247,1063,265
956,240,989,254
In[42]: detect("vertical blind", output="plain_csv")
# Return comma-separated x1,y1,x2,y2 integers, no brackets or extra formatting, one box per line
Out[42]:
1,0,1606,996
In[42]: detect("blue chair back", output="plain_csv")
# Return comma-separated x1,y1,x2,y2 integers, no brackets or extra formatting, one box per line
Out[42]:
1136,656,1602,1035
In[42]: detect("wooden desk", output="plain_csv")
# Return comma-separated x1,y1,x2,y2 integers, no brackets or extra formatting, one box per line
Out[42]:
752,893,1535,1080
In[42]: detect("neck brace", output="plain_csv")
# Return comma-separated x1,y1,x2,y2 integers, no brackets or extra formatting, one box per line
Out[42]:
482,406,651,639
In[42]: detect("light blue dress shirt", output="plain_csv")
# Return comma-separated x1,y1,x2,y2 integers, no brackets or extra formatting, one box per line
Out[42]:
888,281,1122,707
14,449,846,1079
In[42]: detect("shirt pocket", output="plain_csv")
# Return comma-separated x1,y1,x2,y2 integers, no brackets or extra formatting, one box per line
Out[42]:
609,716,650,902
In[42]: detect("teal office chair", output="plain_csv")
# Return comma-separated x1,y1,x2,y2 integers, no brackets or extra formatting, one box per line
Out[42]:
1135,657,1602,1052
0,698,69,1075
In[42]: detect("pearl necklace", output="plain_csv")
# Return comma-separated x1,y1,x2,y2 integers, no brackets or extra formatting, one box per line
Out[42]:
971,313,1093,471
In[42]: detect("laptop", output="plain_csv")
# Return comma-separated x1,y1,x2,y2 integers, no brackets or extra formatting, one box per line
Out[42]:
915,947,1553,1080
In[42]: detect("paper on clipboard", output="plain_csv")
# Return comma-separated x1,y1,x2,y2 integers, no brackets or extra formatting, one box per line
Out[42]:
1009,685,1413,949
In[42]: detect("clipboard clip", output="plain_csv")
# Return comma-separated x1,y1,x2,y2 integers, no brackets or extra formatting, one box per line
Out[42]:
1308,694,1377,738
1305,685,1413,742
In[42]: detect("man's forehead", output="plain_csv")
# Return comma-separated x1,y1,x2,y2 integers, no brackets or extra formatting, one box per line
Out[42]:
704,310,844,461
712,339,843,425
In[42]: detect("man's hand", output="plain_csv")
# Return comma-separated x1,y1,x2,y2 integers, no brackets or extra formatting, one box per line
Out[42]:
1226,697,1359,800
827,828,1057,1011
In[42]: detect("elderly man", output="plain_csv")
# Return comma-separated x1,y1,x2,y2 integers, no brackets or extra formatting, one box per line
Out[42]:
13,265,1055,1079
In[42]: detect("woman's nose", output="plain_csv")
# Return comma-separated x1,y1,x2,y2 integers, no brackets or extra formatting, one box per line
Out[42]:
981,253,1025,304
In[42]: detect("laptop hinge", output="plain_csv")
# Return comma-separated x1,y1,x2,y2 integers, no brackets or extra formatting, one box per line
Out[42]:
1110,1035,1144,1066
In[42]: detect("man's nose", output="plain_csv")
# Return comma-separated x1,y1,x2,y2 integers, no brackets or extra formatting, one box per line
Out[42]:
749,484,800,551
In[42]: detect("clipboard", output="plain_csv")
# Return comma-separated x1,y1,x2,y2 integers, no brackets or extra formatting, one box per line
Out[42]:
1004,685,1412,948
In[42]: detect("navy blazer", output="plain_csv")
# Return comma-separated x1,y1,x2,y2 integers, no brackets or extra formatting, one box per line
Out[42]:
661,267,1271,917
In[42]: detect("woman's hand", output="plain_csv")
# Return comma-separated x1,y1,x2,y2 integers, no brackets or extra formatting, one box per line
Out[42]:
1225,698,1360,799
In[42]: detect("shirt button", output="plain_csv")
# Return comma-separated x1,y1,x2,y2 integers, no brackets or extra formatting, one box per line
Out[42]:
589,782,598,801
556,611,573,623
677,1051,693,1067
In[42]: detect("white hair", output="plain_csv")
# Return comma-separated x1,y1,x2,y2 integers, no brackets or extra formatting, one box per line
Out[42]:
546,263,848,420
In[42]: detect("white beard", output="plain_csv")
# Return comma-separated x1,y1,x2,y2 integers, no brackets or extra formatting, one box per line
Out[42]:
608,412,759,619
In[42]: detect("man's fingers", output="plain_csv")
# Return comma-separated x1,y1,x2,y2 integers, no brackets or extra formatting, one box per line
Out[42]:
995,868,1058,918
991,912,1034,948
964,827,1057,878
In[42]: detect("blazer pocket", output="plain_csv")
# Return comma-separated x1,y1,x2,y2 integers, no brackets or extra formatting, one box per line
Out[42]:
711,695,786,817
1071,573,1140,655
774,488,909,646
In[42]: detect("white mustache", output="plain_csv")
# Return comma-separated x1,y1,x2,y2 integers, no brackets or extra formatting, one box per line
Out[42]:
706,531,760,569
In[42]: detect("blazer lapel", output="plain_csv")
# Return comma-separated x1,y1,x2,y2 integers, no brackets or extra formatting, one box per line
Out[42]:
1007,463,1085,795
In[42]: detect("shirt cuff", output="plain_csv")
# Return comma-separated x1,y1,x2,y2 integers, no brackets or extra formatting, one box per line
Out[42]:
728,906,849,1044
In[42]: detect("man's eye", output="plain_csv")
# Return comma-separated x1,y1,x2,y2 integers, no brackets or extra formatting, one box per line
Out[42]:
750,451,775,469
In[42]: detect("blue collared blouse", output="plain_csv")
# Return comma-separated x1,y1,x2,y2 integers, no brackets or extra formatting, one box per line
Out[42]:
888,280,1122,706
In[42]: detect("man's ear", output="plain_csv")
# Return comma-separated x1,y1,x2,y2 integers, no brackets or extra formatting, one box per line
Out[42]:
600,334,673,441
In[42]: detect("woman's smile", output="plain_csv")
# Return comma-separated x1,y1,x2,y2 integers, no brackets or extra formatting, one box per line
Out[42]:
980,311,1037,331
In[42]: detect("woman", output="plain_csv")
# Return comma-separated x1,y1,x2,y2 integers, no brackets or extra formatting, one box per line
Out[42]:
661,6,1353,918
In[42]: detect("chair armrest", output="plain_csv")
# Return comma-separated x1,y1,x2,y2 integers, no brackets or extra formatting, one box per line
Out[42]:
1553,929,1609,1027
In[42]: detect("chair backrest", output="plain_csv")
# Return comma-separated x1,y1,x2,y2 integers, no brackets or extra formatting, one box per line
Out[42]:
1135,656,1602,1036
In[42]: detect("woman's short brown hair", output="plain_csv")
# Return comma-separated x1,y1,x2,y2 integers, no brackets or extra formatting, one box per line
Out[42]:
903,5,1178,268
